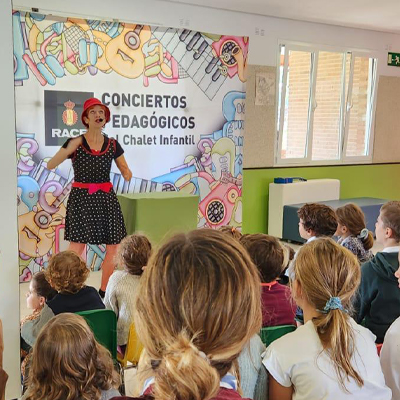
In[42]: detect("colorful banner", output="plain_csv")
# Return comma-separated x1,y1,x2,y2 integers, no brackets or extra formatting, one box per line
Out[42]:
13,11,247,281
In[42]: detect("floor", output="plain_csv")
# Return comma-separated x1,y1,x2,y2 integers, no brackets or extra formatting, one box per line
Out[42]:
18,239,385,394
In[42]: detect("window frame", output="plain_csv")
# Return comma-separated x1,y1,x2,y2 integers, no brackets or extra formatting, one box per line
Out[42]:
275,42,379,167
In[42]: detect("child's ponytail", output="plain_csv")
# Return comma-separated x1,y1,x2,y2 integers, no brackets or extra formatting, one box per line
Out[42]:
313,302,363,390
293,239,362,390
336,204,373,251
155,332,220,400
357,228,374,251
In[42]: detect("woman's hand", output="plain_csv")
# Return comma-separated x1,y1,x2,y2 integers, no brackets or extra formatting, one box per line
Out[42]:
115,155,132,181
122,168,133,181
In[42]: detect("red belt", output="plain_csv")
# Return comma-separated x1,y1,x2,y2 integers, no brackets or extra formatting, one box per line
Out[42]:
72,181,113,194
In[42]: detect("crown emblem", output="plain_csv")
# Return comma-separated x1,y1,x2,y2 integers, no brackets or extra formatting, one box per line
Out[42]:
62,100,78,126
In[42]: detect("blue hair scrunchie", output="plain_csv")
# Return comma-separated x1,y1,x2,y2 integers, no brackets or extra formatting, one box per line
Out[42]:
318,296,348,314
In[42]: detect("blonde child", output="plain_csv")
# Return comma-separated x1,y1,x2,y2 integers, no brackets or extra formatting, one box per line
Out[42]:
104,234,152,348
335,203,374,263
112,229,262,400
263,238,391,400
23,313,120,400
46,251,104,314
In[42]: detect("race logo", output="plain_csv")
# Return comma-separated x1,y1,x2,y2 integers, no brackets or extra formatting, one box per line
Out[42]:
44,90,93,146
62,100,78,126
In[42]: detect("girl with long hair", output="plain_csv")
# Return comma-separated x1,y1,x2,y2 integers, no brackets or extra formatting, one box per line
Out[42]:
113,228,262,400
23,313,120,400
263,238,391,400
335,203,374,263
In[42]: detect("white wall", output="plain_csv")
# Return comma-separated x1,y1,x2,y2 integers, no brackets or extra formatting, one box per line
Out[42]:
3,0,400,397
1,1,21,399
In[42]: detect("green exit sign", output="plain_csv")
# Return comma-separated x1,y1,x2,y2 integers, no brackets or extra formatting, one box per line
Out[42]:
388,53,400,66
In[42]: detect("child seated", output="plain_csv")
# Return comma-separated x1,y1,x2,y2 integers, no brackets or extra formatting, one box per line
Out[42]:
112,229,262,400
298,203,338,243
46,251,105,314
279,244,295,285
294,203,338,324
241,234,296,327
382,254,400,398
23,313,120,400
355,201,400,343
335,203,374,263
263,238,391,400
20,272,57,377
104,234,152,347
218,225,243,241
380,316,400,399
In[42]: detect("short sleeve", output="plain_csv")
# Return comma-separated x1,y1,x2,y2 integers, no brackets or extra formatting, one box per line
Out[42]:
61,138,72,149
113,139,124,159
61,138,74,159
262,343,292,387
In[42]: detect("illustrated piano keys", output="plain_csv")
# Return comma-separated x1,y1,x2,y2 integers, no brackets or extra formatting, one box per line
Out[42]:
52,181,73,209
110,173,163,194
30,160,68,187
152,27,227,100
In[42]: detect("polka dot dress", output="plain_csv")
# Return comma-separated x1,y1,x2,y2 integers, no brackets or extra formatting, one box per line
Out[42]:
65,138,127,245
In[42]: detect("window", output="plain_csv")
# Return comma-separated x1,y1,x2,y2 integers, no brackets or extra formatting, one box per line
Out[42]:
276,44,377,165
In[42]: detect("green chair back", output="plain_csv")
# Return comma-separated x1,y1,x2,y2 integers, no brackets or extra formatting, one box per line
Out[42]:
76,309,117,360
259,325,296,347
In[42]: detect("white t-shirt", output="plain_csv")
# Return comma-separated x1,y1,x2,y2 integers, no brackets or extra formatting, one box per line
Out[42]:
381,316,400,400
263,318,391,400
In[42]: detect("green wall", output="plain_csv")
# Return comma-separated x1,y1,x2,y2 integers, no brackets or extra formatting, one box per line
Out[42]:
242,163,400,234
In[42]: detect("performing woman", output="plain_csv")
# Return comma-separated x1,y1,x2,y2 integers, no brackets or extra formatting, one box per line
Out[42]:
47,98,132,297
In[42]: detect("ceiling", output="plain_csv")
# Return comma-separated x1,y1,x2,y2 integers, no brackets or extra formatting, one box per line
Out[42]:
164,0,400,34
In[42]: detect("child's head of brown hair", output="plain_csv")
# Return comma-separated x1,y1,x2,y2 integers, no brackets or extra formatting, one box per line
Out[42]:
240,233,284,283
217,225,243,241
380,201,400,241
116,234,152,276
134,229,261,400
25,313,119,400
298,203,338,237
31,271,57,301
336,203,374,250
45,251,89,294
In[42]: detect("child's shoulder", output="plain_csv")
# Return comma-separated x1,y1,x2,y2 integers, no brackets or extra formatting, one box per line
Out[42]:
108,270,131,284
269,321,315,351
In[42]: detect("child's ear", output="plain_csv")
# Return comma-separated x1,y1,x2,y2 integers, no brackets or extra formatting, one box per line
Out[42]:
39,296,45,306
386,227,394,239
292,280,303,302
